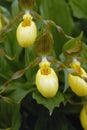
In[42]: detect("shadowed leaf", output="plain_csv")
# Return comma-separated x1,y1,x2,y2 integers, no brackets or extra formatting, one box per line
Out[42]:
33,90,64,114
2,82,35,103
0,100,21,130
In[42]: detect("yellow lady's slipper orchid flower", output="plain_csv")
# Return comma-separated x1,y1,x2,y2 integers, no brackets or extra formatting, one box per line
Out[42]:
36,58,58,98
80,105,87,130
0,16,3,30
16,12,37,48
0,20,2,30
68,61,87,96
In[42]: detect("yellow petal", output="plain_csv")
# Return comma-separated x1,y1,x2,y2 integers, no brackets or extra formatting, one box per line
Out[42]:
68,73,87,96
80,105,87,130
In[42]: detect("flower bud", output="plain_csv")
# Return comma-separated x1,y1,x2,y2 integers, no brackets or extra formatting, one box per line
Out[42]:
68,61,87,96
80,105,87,130
36,58,58,98
16,12,37,48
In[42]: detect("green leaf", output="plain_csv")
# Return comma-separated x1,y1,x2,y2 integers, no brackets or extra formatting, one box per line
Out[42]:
11,104,21,130
4,29,23,63
2,82,35,103
69,0,87,19
1,96,17,104
62,32,83,57
81,43,87,59
39,0,74,57
0,99,21,130
25,45,37,81
6,0,13,2
11,0,19,17
0,56,12,81
0,6,10,20
40,0,73,34
32,90,64,114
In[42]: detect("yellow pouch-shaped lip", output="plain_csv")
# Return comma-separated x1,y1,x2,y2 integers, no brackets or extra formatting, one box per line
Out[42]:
16,12,37,48
68,61,87,96
80,105,87,130
36,59,59,98
68,73,87,96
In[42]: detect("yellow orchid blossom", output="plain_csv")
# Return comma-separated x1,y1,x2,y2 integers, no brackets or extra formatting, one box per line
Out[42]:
36,58,59,98
0,15,3,30
80,104,87,130
68,60,87,96
16,12,37,48
0,19,2,30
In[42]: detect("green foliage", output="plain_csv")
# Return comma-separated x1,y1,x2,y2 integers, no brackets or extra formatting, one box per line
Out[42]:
0,99,21,130
69,0,87,19
34,112,77,130
39,0,74,57
2,82,35,103
0,0,87,130
63,32,83,58
33,90,64,114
